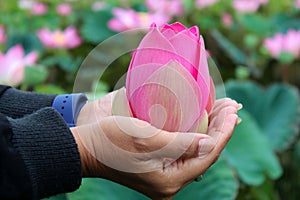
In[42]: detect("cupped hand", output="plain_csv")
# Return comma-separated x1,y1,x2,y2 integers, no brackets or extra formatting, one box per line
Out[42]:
72,91,241,200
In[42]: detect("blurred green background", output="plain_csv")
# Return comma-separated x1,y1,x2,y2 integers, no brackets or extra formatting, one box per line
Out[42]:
0,0,299,199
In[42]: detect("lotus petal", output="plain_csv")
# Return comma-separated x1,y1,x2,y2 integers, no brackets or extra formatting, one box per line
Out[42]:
198,36,210,86
189,110,208,134
126,63,163,98
130,26,175,68
169,30,200,78
6,45,24,63
161,28,176,39
189,26,199,38
112,87,133,117
170,22,187,33
128,60,203,132
24,52,38,65
132,48,196,79
205,77,216,114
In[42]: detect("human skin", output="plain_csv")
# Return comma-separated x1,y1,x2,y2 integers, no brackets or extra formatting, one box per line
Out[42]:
71,91,241,199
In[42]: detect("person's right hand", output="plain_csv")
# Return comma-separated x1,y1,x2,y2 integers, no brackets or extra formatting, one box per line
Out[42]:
71,98,241,200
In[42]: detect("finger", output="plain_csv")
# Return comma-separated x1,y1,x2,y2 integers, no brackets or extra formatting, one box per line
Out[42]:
209,106,239,133
211,98,236,111
209,99,239,121
170,113,238,183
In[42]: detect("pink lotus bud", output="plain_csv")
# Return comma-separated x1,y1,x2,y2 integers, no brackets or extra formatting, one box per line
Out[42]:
0,25,6,44
115,22,215,133
36,26,82,49
56,3,72,16
31,2,48,15
0,45,38,87
196,0,219,9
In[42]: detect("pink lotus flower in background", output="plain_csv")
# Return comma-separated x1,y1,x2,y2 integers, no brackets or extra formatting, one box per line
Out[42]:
91,1,107,11
18,0,35,10
146,0,184,17
263,33,284,58
0,45,38,87
282,29,300,57
232,0,268,13
0,25,6,44
222,13,233,27
259,0,269,4
108,8,170,32
31,2,48,15
196,0,219,9
296,0,300,9
263,29,300,59
114,22,215,133
37,26,82,49
56,3,72,16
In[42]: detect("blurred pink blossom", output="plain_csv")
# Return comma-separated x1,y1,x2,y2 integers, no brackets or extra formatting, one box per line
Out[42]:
91,1,107,11
0,25,6,44
56,3,72,16
296,0,300,9
31,2,48,15
263,29,300,59
146,0,184,17
233,0,269,13
222,13,233,27
196,0,219,9
37,26,82,49
232,0,261,13
0,45,38,87
108,8,170,32
259,0,269,4
18,0,35,9
282,29,300,57
263,33,284,58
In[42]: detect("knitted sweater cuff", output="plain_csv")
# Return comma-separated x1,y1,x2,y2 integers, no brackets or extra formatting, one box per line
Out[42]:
0,88,57,119
8,107,82,199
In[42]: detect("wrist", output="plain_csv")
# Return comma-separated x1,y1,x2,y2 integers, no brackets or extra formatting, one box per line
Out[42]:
70,127,105,178
52,94,88,127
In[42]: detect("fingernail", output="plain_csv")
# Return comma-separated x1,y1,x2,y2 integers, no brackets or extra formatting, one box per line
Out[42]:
237,117,242,124
198,138,215,158
238,103,243,110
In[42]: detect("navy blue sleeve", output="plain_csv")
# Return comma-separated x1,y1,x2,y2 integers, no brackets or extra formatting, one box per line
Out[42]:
0,113,33,200
0,85,57,119
0,108,82,199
